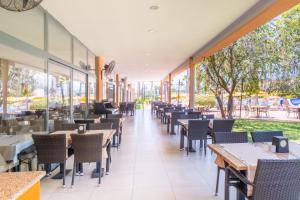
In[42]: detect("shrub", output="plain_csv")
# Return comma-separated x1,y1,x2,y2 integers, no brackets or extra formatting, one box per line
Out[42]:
194,95,216,107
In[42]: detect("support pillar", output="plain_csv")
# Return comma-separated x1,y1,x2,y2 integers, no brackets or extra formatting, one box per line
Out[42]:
116,74,120,106
123,77,127,102
188,57,195,108
168,73,172,104
0,59,8,115
160,80,163,101
95,56,104,102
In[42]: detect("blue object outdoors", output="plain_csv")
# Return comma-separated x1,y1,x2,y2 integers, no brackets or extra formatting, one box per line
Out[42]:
289,98,300,106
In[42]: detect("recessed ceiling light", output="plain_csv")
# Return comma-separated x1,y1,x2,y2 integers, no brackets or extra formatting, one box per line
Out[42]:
149,5,159,10
147,28,155,33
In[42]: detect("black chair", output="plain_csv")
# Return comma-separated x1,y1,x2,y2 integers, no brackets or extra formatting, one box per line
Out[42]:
59,123,80,131
74,119,95,130
53,119,69,131
185,113,199,119
210,119,235,143
187,111,202,118
17,145,36,172
100,118,121,148
32,134,68,186
107,114,123,118
226,159,300,200
182,120,210,155
169,112,185,134
202,114,215,119
119,103,127,114
251,131,283,142
214,131,248,196
127,102,135,116
88,123,113,130
71,134,104,186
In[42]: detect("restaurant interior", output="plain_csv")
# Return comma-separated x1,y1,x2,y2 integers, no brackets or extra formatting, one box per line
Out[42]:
0,0,299,200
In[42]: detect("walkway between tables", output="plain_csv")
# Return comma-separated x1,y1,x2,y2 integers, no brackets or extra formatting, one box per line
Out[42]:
41,109,223,200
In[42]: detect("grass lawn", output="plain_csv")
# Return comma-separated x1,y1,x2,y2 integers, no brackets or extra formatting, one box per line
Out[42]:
233,119,300,141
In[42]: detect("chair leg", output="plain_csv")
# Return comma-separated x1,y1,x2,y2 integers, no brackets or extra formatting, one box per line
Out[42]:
71,161,76,186
98,162,102,185
186,139,189,156
62,162,66,187
215,167,221,196
204,139,207,156
28,160,32,171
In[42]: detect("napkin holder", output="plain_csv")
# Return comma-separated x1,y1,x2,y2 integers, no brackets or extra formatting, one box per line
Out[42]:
272,136,289,153
78,124,86,134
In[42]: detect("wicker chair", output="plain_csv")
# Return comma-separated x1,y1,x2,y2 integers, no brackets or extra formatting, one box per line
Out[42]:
214,131,248,196
201,114,215,120
58,123,80,131
107,114,123,118
210,119,235,143
169,112,185,134
32,134,68,186
100,118,121,147
53,119,69,131
181,120,210,155
71,134,103,186
226,159,300,200
88,123,113,130
119,103,127,115
251,131,283,143
74,119,95,130
127,102,135,116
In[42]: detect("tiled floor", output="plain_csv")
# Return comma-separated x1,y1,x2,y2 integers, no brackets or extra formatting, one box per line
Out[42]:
41,109,229,200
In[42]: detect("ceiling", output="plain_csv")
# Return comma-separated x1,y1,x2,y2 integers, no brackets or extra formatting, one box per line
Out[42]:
41,0,262,82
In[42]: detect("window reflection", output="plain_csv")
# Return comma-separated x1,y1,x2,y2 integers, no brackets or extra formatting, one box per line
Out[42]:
73,70,87,119
0,58,47,134
48,62,71,121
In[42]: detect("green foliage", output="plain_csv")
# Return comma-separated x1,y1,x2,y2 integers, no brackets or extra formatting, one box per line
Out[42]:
234,119,300,141
194,95,215,107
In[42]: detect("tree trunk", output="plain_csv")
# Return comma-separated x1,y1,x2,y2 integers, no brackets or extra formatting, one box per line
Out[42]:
216,95,226,118
227,94,234,119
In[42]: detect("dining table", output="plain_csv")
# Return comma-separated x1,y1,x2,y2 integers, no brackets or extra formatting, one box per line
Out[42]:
208,142,300,200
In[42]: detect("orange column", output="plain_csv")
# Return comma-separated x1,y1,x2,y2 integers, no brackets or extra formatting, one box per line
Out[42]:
160,80,163,101
116,74,120,105
123,77,127,102
168,73,172,104
188,57,195,108
95,56,105,102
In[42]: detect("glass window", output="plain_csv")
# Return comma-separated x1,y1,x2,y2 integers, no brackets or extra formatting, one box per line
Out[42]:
0,58,47,134
73,38,87,68
73,70,87,119
0,8,44,49
48,16,72,62
88,75,96,103
48,62,71,121
88,51,96,70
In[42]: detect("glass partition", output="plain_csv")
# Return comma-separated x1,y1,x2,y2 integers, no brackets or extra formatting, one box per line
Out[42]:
73,70,87,119
48,62,71,122
0,58,47,134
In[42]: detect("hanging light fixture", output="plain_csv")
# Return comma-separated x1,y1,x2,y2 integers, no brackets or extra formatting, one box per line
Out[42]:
0,0,43,12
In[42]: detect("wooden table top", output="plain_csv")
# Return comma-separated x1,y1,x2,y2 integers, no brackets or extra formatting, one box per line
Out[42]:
208,142,300,171
0,171,45,200
51,129,115,145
